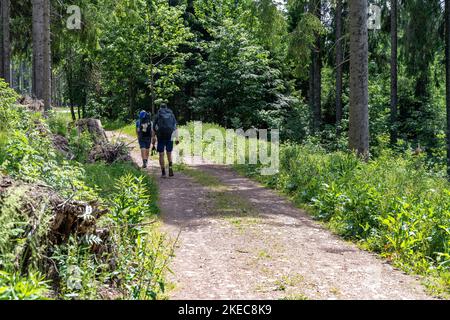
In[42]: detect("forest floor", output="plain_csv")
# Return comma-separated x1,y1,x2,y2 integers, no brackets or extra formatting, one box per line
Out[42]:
108,132,434,300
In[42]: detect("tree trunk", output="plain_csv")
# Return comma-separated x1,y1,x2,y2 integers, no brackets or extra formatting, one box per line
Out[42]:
0,2,2,80
1,0,11,85
335,0,343,132
348,0,369,158
32,0,51,112
446,0,450,177
311,0,322,133
390,0,398,145
309,55,315,129
43,0,51,112
32,0,43,100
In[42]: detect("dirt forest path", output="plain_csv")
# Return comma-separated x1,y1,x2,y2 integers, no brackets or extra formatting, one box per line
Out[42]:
108,132,433,300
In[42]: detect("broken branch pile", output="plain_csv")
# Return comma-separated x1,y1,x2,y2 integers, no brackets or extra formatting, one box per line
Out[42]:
0,175,110,274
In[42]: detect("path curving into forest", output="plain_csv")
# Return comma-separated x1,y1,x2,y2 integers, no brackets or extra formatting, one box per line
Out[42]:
109,132,433,300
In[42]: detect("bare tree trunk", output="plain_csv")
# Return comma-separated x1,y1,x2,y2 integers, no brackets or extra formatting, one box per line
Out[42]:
19,60,24,93
390,0,398,145
32,0,43,100
335,0,343,133
0,2,2,80
43,0,51,112
32,0,51,112
1,0,11,85
312,0,322,133
446,0,450,177
348,0,369,158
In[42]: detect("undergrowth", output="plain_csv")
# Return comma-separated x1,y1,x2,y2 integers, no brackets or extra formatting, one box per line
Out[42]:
0,80,171,300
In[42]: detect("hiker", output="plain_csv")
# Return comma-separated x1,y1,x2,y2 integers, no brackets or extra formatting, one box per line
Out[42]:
136,110,153,169
153,104,179,177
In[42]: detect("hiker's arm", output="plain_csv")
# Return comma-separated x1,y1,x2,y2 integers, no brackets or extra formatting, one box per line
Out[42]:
152,129,157,146
174,120,179,144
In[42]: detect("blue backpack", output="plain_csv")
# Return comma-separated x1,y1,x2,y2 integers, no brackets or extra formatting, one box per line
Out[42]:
139,113,152,138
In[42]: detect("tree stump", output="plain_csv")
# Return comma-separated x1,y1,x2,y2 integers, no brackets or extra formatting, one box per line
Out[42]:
75,118,108,144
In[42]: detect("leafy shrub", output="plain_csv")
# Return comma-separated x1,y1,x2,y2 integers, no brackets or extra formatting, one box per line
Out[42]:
0,131,9,165
47,111,72,137
0,271,50,300
0,78,20,131
111,174,155,227
1,108,169,300
51,236,104,300
83,162,158,200
69,130,94,163
112,227,172,300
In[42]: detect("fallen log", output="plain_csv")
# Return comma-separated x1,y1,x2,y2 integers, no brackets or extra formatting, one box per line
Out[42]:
0,175,109,274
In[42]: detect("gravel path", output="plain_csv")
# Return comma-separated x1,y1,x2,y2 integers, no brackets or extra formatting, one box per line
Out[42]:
109,132,433,300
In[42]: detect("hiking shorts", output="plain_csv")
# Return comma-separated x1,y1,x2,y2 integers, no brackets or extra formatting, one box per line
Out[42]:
157,140,174,153
139,137,152,149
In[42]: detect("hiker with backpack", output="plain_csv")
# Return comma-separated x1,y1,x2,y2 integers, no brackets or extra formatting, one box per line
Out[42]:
153,104,179,178
136,110,153,169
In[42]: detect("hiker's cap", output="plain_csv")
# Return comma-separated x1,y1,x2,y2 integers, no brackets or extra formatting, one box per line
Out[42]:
139,111,147,119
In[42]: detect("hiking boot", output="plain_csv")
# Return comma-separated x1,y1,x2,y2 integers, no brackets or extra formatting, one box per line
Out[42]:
169,167,174,177
161,169,167,178
143,159,148,169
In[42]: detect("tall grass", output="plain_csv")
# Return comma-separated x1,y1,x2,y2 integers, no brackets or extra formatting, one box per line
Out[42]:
83,162,159,214
103,120,136,137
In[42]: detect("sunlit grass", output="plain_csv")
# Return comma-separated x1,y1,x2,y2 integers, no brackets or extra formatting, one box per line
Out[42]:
103,120,136,137
83,161,158,210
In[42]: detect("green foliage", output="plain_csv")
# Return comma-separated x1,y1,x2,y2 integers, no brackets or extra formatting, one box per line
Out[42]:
97,0,193,118
112,227,172,300
69,131,94,163
0,78,20,131
51,236,106,300
47,111,72,137
190,19,293,129
83,161,157,199
236,141,450,295
0,271,50,300
287,0,325,78
0,107,169,299
111,174,155,227
1,130,50,182
103,120,136,137
0,131,8,164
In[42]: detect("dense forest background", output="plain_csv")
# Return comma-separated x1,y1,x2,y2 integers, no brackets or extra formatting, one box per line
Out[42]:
2,0,449,169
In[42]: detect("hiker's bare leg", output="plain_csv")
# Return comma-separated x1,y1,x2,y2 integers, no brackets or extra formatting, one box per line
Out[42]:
141,149,147,161
159,152,165,169
144,149,150,160
167,152,174,176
